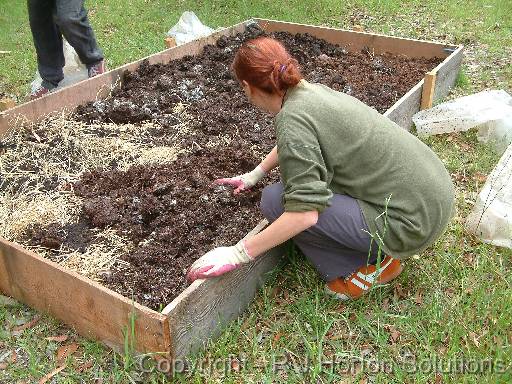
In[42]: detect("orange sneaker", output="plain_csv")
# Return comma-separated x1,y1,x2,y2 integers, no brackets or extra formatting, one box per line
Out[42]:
325,255,403,301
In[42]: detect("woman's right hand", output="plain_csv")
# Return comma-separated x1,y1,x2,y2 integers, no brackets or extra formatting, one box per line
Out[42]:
214,165,266,194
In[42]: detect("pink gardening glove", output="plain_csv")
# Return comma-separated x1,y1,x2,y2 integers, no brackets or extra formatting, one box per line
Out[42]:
214,165,266,194
186,241,252,282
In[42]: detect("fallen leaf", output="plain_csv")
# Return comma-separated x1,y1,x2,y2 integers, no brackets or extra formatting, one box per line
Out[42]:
382,297,390,311
0,362,7,370
240,318,251,331
414,290,423,305
451,171,468,183
10,350,17,363
390,329,401,343
384,324,401,344
394,284,407,299
463,253,476,265
39,365,66,384
76,360,93,373
12,315,40,334
272,332,282,346
459,142,471,151
45,335,68,343
94,378,104,384
472,172,487,183
230,359,240,372
56,343,79,362
469,332,480,347
270,285,282,298
435,372,443,383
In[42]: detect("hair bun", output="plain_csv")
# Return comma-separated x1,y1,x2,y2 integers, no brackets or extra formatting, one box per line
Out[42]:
232,37,303,94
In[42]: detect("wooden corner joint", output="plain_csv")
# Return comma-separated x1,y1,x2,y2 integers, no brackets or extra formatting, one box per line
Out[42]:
420,71,437,110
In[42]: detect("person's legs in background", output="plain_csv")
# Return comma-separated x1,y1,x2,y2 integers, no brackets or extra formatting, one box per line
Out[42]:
260,182,403,300
28,0,65,97
54,0,105,77
28,0,106,99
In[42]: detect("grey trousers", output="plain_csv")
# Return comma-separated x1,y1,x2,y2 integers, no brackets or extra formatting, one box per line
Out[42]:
28,0,104,88
260,183,383,282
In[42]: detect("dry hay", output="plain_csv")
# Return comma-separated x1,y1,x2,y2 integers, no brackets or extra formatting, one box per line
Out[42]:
59,229,133,279
0,105,191,279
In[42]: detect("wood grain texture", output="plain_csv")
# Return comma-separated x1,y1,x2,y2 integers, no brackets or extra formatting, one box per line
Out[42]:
421,72,437,110
432,46,464,103
162,219,286,359
0,238,171,355
164,245,285,358
384,81,424,129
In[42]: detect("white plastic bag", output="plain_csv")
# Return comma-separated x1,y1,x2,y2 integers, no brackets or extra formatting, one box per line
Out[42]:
31,39,88,93
412,90,512,154
466,143,512,248
167,11,214,46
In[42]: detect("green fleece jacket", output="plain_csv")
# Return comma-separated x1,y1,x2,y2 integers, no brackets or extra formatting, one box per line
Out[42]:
275,80,455,259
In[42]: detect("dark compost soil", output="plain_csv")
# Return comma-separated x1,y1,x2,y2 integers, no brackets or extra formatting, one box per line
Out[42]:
30,25,442,310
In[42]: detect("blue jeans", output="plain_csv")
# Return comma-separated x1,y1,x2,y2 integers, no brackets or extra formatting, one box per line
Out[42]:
260,182,383,281
28,0,104,87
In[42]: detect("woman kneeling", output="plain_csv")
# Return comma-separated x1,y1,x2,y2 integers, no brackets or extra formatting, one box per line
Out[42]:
187,37,455,301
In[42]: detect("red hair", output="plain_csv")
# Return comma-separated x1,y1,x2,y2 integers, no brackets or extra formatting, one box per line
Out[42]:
232,37,302,94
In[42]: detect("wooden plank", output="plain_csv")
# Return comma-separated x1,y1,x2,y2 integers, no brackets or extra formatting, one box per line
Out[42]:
384,81,423,129
421,72,437,110
383,45,463,129
255,18,456,59
0,238,171,356
165,245,284,358
162,219,286,358
432,46,464,103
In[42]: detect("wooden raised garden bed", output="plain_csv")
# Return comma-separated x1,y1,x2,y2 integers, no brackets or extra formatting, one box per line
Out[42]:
0,19,463,359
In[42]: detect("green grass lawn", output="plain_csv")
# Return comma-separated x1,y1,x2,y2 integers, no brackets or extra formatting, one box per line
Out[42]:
1,0,512,383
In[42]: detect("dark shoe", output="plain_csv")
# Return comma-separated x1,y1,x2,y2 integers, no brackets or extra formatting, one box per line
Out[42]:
30,83,56,100
88,60,106,78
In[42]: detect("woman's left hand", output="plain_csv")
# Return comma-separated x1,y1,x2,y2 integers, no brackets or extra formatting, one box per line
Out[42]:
186,241,252,282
